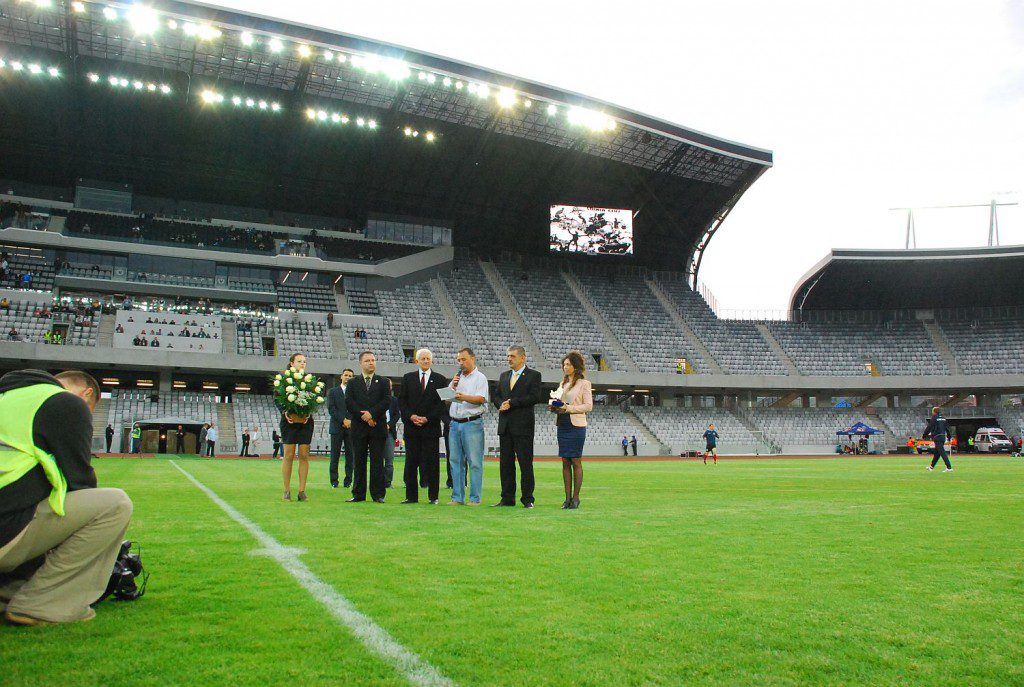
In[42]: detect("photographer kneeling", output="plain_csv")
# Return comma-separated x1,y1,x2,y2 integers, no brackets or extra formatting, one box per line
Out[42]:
0,369,133,626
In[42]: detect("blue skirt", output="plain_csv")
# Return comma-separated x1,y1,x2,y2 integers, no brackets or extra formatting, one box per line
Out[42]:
556,415,586,459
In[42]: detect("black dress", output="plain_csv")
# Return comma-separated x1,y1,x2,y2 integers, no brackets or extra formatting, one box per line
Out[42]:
280,412,314,445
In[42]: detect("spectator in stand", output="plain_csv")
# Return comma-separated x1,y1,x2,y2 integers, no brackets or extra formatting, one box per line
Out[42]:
21,273,32,290
0,297,8,311
150,339,160,348
9,327,19,340
0,258,7,283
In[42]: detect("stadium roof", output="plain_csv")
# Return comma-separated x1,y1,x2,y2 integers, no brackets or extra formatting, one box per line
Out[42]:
0,0,772,276
791,245,1024,313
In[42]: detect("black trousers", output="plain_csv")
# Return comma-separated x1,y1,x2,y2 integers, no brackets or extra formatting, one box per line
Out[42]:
272,441,282,458
239,439,249,456
206,440,215,457
499,433,535,505
931,443,952,469
329,429,354,486
105,437,112,453
351,432,386,501
176,437,185,453
631,443,637,456
405,435,440,502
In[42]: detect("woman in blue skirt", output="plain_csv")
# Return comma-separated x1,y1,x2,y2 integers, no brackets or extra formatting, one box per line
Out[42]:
549,351,593,509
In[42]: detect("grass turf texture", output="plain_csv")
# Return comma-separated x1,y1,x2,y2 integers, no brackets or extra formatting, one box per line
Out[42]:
4,456,1022,686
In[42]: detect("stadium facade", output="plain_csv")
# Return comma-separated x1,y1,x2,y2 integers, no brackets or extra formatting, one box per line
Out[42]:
1,0,1022,456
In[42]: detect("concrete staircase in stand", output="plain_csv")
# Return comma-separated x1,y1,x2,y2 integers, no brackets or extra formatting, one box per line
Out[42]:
645,279,723,374
95,312,114,348
478,259,549,368
561,270,640,374
91,398,110,452
216,403,237,454
330,329,350,360
623,407,668,454
922,321,962,374
429,277,470,350
221,321,237,355
755,323,800,375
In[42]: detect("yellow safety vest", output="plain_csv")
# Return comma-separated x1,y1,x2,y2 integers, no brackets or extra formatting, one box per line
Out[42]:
0,384,70,516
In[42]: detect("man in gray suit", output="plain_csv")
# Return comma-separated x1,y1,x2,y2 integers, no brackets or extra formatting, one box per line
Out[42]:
327,368,355,488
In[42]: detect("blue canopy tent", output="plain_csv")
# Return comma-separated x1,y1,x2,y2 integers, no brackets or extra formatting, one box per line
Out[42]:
836,422,884,454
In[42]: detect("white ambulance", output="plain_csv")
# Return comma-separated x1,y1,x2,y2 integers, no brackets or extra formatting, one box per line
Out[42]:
974,427,1013,454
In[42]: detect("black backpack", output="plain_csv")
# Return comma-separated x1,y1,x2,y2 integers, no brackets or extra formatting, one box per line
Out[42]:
95,540,149,604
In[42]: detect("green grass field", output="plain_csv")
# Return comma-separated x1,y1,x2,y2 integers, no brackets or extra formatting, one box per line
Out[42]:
4,456,1023,686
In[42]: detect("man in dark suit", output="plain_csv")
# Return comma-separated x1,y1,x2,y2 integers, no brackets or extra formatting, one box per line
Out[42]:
492,345,544,508
327,368,355,488
384,395,401,488
239,428,250,457
176,425,186,454
398,348,449,504
105,424,114,453
345,351,392,503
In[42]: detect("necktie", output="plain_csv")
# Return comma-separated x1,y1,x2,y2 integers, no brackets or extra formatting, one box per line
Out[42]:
510,370,519,390
364,376,372,388
421,372,427,391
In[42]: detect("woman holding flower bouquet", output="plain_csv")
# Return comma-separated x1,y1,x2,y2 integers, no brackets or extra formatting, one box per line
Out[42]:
275,353,326,501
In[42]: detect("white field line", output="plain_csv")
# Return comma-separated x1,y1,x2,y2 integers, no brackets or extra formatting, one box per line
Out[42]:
169,460,454,687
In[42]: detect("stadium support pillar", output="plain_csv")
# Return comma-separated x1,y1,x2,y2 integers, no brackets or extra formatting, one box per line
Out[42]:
801,395,811,408
973,393,998,408
897,393,912,408
159,370,172,394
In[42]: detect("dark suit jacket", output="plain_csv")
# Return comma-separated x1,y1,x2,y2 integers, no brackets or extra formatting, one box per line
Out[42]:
492,367,544,436
345,374,392,437
327,384,350,434
398,369,450,439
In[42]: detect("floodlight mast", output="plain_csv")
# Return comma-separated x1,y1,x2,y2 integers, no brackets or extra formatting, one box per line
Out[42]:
888,200,1018,249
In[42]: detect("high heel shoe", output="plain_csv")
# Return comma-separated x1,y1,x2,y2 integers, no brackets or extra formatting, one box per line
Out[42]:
283,490,291,501
561,498,571,509
569,498,580,509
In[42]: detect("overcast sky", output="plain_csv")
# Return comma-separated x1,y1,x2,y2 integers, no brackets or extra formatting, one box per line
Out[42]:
208,0,1024,312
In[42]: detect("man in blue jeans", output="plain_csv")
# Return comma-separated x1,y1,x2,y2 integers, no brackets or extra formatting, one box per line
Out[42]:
446,348,489,505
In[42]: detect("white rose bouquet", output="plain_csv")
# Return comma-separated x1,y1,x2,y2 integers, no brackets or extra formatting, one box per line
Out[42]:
272,365,326,421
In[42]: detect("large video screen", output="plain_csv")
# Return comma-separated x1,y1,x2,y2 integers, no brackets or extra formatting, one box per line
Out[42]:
549,205,634,255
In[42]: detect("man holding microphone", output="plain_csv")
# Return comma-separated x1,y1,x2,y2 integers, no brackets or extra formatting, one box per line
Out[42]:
446,348,488,506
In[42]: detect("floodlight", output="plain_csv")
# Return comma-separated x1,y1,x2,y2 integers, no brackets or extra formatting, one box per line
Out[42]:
270,102,281,112
119,78,128,86
258,100,267,109
418,72,426,81
404,126,413,136
108,75,119,85
146,82,156,91
102,6,117,20
132,80,144,89
467,83,477,94
127,6,159,35
340,115,349,123
159,83,171,93
317,110,327,121
87,71,99,82
268,37,283,53
231,95,242,105
0,59,6,69
523,98,532,108
297,45,311,58
331,113,341,123
240,31,253,46
368,119,377,129
166,19,177,29
425,131,435,142
305,108,316,120
196,25,221,40
34,0,52,7
72,1,86,12
323,50,333,61
455,81,463,90
200,89,221,103
28,64,42,74
12,62,24,71
442,77,452,87
336,54,347,63
477,84,490,98
245,97,255,107
412,130,418,137
356,117,365,127
547,103,557,115
47,66,60,77
182,22,197,36
496,87,516,108
426,73,436,84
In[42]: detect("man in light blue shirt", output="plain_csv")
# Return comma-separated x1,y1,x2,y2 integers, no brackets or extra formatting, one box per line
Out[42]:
447,348,489,505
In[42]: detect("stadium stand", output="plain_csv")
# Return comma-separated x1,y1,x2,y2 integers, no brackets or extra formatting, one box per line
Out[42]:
106,390,220,438
765,320,947,376
744,407,872,452
489,261,625,371
233,393,330,452
574,271,704,374
631,406,768,454
440,259,525,368
276,282,337,313
65,209,277,253
346,287,382,316
939,318,1024,375
374,283,462,363
235,317,332,358
114,310,222,354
